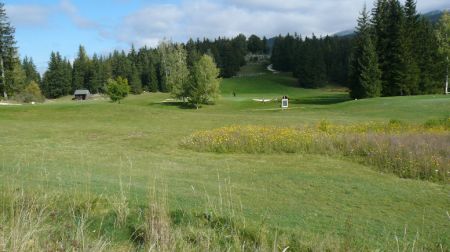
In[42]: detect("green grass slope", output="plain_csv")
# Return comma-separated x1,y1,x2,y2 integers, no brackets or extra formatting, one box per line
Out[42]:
0,71,449,249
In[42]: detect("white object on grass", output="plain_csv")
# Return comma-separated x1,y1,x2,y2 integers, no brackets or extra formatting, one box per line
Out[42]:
281,98,288,109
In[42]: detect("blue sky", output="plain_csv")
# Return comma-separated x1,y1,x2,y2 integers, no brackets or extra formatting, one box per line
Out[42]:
5,0,449,73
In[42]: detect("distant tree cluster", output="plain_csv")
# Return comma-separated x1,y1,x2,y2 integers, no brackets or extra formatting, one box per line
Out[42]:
271,34,353,88
186,34,249,78
271,0,449,98
39,34,265,99
247,35,269,54
350,0,448,99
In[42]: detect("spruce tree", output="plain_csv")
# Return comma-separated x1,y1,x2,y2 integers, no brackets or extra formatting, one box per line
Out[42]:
0,2,18,99
350,6,382,99
128,64,142,94
297,35,326,88
379,0,408,96
42,52,72,98
22,57,40,84
262,36,269,54
148,60,158,92
402,0,420,95
248,35,263,54
72,45,91,92
416,17,441,93
90,54,111,93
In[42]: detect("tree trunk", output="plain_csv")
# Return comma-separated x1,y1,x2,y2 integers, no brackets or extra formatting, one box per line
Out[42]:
0,57,7,99
446,56,449,95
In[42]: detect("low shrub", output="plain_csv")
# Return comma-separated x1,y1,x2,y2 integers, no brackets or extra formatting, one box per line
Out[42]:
14,81,45,103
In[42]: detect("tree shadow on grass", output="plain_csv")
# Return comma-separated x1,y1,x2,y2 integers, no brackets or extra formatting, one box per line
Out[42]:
148,101,197,109
290,94,351,105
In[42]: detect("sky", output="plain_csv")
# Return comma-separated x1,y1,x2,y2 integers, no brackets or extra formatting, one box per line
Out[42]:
4,0,449,73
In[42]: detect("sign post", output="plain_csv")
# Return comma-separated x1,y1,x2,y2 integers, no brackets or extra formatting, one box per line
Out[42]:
281,96,288,109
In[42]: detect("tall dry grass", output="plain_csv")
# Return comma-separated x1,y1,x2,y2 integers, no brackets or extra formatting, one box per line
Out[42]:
0,188,110,252
1,182,447,251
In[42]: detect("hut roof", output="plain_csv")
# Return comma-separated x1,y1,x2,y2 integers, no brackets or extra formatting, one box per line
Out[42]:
74,90,90,96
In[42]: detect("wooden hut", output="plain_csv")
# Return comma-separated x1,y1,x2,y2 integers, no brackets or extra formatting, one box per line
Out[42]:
73,90,91,100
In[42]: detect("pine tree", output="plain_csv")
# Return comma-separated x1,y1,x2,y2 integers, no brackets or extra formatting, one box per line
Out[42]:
128,64,142,94
72,45,92,92
42,52,72,98
379,0,407,96
402,0,420,95
148,60,158,92
0,2,18,99
22,56,41,84
350,6,382,99
416,17,441,93
90,54,111,93
262,36,269,54
297,35,326,88
110,50,132,81
248,35,263,54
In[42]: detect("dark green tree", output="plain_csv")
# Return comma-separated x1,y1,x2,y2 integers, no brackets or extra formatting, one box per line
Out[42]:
90,54,111,93
22,56,40,84
349,6,382,99
262,36,269,54
72,45,92,92
110,50,132,81
402,0,420,95
0,2,18,99
41,52,72,98
379,0,407,96
296,35,327,88
248,35,264,54
416,17,441,93
128,64,142,94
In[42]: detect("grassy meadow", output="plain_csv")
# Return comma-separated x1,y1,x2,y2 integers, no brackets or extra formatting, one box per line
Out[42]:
0,65,449,251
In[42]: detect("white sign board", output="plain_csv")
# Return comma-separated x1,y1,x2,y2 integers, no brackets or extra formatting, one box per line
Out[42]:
282,98,288,109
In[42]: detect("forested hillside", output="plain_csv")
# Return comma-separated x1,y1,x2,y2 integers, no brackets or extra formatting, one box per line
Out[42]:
271,0,449,98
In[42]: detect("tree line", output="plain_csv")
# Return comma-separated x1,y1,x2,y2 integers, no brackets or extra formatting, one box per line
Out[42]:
350,0,448,99
271,0,449,98
271,34,353,88
39,33,265,99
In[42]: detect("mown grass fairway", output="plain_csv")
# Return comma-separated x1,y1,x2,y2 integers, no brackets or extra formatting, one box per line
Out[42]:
1,70,449,250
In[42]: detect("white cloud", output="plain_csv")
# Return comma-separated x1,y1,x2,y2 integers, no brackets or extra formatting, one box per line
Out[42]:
117,4,183,47
5,4,51,27
114,0,448,48
114,0,365,47
59,0,100,30
416,0,449,13
8,0,449,50
227,0,313,11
